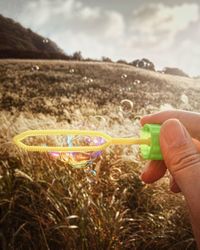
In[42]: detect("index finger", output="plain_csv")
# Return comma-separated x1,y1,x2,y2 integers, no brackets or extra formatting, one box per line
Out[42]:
140,110,200,140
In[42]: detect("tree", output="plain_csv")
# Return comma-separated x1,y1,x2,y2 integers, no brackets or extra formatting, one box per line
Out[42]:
102,56,112,63
72,51,82,61
130,58,155,71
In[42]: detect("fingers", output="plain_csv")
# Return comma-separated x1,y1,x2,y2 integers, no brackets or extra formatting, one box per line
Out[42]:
140,160,181,193
140,160,167,183
140,115,200,195
141,110,200,139
192,138,200,152
160,119,200,196
140,110,182,126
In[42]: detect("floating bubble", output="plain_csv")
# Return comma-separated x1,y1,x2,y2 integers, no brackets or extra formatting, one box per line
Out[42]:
85,163,98,183
31,65,40,71
48,135,105,169
90,170,97,176
41,144,60,159
60,153,91,169
82,76,93,83
134,79,140,85
121,74,127,79
74,137,104,162
181,94,189,105
87,78,93,83
71,135,105,148
119,99,134,115
93,115,107,126
43,38,49,44
69,68,75,73
84,165,97,176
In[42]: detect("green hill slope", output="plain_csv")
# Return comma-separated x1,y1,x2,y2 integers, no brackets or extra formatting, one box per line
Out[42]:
0,15,68,59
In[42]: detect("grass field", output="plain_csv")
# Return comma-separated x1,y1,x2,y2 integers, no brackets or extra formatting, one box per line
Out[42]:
0,60,200,249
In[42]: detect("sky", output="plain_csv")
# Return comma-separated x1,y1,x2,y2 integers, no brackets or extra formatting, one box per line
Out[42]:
0,0,200,76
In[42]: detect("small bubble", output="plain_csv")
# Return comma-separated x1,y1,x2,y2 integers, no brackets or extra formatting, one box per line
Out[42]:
121,74,127,79
119,99,134,115
31,65,40,71
93,115,107,125
89,169,97,176
92,170,97,176
59,135,104,168
181,94,189,105
134,79,140,85
69,68,75,73
89,78,93,83
43,38,49,44
85,165,98,183
82,76,93,83
86,78,93,83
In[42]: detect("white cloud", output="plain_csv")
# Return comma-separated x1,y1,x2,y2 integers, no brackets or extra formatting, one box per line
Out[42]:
79,6,100,20
17,1,200,76
129,3,199,49
104,11,124,39
171,39,200,76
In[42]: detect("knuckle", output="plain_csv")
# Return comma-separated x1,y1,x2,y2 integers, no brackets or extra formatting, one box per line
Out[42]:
168,148,200,175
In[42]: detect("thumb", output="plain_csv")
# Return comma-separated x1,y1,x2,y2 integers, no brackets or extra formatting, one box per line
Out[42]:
160,119,200,194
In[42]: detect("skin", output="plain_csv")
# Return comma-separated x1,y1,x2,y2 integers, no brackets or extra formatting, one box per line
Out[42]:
140,110,200,249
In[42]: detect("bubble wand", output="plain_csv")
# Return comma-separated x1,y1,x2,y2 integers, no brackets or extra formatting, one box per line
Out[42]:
13,124,163,160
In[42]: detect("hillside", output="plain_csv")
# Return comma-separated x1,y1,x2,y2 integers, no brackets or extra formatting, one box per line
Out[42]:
0,60,200,117
0,59,199,249
0,15,68,59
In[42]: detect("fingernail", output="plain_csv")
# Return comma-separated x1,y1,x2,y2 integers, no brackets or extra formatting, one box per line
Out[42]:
162,119,188,146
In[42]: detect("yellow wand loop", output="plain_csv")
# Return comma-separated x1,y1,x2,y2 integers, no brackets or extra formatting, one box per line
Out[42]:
13,124,162,160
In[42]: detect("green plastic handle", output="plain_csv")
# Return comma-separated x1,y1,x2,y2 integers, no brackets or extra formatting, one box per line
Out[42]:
140,124,163,160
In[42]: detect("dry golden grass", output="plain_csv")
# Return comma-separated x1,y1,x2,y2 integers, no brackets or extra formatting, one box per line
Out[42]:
0,60,199,249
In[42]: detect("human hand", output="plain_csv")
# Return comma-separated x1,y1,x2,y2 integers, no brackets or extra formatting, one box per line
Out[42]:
140,110,200,193
140,110,200,248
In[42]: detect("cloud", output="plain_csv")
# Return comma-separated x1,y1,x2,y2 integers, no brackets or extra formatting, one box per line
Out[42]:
19,0,124,36
128,3,199,49
17,0,200,75
18,0,125,54
123,3,200,75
